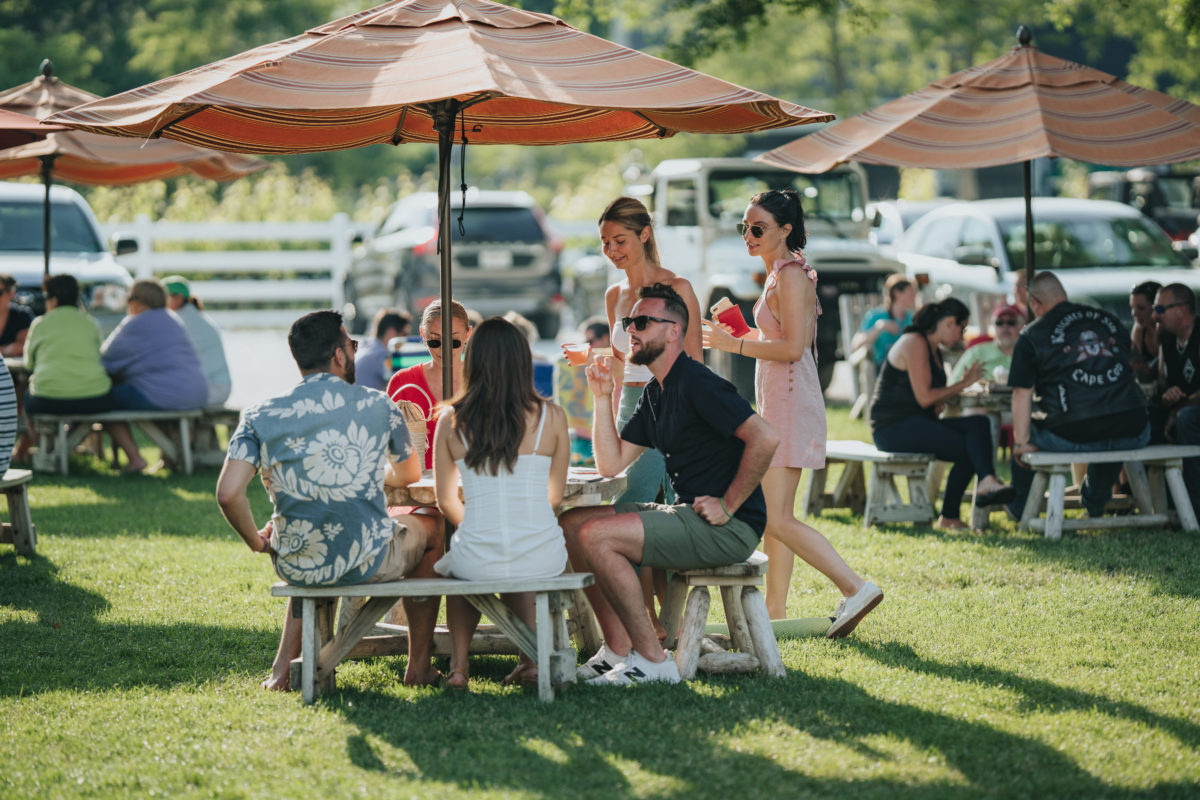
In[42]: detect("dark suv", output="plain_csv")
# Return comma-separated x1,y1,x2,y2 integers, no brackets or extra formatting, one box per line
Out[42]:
346,189,562,338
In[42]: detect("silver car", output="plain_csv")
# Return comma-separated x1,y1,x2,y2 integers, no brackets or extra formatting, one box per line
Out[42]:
897,197,1200,319
345,189,562,338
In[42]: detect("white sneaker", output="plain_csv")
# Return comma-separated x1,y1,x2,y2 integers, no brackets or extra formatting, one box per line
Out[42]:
577,643,625,681
587,650,681,686
826,581,884,639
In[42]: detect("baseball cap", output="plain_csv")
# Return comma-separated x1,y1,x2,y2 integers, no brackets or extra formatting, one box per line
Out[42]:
991,303,1023,321
163,275,190,300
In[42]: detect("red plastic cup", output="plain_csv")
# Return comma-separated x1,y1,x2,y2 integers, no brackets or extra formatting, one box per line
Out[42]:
711,297,751,338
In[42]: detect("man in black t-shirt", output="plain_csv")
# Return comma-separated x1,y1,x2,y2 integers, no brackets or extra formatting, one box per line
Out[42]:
560,283,779,686
1008,272,1150,518
1153,283,1199,497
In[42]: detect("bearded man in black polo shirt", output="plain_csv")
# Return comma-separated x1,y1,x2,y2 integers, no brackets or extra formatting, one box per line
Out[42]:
560,283,779,686
1008,271,1150,518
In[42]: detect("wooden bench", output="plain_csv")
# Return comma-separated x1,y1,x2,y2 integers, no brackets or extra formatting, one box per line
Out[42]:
0,469,35,556
1018,444,1200,539
30,409,202,475
193,406,241,468
659,551,784,679
271,572,594,703
803,439,937,527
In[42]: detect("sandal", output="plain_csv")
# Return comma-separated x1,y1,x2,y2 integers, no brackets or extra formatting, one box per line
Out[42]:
502,662,538,688
445,668,469,691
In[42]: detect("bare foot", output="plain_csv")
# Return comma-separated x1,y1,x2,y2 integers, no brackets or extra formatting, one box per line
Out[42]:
445,668,469,690
502,661,538,687
935,516,969,530
260,671,291,692
122,457,148,474
403,661,443,687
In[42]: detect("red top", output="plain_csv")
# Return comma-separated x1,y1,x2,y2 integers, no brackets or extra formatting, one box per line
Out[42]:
386,362,438,469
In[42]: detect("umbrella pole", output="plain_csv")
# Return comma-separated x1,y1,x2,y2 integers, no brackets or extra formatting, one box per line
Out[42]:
431,102,459,397
1023,159,1034,316
40,154,58,277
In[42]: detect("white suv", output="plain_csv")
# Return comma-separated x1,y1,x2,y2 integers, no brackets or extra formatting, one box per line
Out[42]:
0,182,134,331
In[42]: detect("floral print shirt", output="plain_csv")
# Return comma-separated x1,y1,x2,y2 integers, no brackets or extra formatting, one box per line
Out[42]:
227,372,412,586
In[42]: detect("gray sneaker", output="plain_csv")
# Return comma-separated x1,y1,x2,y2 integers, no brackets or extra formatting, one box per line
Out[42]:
826,581,884,638
587,650,681,686
577,643,624,681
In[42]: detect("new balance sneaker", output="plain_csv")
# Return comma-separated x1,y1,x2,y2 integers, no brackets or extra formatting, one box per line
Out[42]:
577,643,625,681
826,581,884,639
587,650,681,686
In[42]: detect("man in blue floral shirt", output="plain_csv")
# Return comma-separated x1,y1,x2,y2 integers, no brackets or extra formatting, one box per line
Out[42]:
217,310,443,690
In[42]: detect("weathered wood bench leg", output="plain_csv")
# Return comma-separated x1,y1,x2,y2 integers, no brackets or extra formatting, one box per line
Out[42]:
56,422,69,475
4,482,35,556
674,587,710,680
834,461,866,515
863,464,881,527
659,574,688,649
1164,462,1199,532
299,598,320,703
179,417,194,475
906,467,936,523
1020,469,1049,532
720,585,754,657
1124,461,1154,516
801,465,827,516
741,586,784,677
550,591,575,693
567,588,603,655
1147,464,1168,515
535,591,553,701
1044,470,1068,540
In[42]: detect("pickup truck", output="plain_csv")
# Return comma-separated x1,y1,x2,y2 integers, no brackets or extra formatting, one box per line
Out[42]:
0,181,134,333
614,157,902,395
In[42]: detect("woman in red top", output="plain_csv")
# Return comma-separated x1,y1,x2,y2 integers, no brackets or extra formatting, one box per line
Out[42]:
386,299,473,469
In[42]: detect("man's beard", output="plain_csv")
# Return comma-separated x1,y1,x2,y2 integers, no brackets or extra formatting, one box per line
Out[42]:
630,338,665,366
344,356,356,385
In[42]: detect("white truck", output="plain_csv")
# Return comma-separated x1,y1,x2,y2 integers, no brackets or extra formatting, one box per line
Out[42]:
637,157,902,394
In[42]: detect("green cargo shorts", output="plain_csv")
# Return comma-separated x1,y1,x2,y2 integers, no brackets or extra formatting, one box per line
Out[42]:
614,502,760,571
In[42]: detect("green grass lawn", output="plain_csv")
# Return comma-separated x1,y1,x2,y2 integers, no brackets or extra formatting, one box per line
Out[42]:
2,407,1198,798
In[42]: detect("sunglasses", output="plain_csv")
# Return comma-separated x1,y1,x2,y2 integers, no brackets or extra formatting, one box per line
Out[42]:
994,318,1020,327
621,315,676,331
426,338,463,349
341,338,358,354
1154,302,1185,314
736,222,771,238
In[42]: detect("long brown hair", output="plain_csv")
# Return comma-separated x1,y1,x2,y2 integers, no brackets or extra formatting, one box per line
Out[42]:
450,317,542,475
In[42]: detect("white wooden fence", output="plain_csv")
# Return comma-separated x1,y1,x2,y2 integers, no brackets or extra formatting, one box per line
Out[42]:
100,213,372,329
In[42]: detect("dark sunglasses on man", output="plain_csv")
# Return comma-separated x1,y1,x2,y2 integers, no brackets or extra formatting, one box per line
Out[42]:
621,315,676,332
1154,302,1185,314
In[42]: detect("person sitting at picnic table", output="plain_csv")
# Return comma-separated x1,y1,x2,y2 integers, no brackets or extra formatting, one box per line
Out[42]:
386,299,472,470
432,317,571,690
100,278,209,472
949,302,1025,386
1007,272,1150,519
24,274,117,416
216,310,444,691
0,273,33,358
851,273,917,368
1153,283,1199,499
164,275,232,407
357,307,412,392
560,283,779,685
1129,281,1162,388
869,297,1015,530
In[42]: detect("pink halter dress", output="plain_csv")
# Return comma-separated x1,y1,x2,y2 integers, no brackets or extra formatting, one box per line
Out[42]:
752,254,827,469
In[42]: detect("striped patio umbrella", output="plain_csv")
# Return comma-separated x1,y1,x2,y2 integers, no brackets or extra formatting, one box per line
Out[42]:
46,0,833,384
0,108,66,150
0,61,267,275
756,26,1200,282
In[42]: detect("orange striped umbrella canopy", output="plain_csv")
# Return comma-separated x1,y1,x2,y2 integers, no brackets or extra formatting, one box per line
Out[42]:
0,108,66,151
0,63,266,184
46,0,832,151
757,37,1200,174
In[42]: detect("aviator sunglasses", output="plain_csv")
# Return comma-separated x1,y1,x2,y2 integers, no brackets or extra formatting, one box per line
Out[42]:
736,222,771,238
426,338,463,349
1154,302,1185,314
621,315,677,331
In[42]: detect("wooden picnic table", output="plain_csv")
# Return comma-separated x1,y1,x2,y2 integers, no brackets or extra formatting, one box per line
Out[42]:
385,466,628,509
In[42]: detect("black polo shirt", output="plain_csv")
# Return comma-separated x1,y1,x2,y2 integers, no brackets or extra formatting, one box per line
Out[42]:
620,354,767,535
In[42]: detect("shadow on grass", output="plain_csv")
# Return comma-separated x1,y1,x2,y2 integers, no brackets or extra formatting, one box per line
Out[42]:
0,551,274,697
322,665,1190,798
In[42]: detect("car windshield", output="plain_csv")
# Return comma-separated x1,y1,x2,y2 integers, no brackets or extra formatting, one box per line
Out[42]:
707,169,864,225
0,200,103,252
452,206,543,243
998,214,1186,269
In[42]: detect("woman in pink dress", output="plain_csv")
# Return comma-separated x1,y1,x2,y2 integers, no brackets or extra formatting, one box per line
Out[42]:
703,189,882,637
